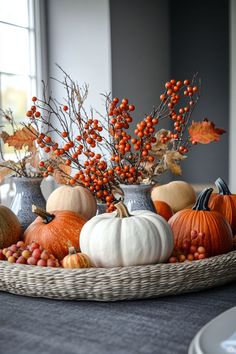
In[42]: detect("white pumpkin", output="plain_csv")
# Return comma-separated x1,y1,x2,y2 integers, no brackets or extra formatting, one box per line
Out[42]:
46,185,97,220
80,202,174,267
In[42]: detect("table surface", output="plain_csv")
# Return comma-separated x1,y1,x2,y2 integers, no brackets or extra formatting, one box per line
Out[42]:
1,282,236,354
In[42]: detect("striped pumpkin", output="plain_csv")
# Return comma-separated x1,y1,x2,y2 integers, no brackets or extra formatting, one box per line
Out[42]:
61,247,91,268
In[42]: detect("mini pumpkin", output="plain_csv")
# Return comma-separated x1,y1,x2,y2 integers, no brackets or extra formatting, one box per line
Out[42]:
209,177,236,234
23,206,86,260
0,206,21,248
151,180,196,213
80,202,174,267
61,247,91,268
168,188,233,257
46,185,97,220
153,200,174,221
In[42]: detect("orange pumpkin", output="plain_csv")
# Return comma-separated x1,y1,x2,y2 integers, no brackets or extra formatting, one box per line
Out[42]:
153,200,174,221
209,177,236,234
168,188,233,257
23,206,86,260
61,247,91,268
0,206,21,248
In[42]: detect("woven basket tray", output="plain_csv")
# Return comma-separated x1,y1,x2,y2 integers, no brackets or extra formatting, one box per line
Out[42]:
1,251,236,302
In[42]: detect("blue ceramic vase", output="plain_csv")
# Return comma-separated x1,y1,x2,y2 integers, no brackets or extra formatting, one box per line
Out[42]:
10,177,46,233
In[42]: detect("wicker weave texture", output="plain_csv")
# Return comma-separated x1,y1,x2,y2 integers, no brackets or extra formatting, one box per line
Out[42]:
1,251,236,301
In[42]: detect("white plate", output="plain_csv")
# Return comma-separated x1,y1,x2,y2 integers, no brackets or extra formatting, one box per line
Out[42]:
189,307,236,354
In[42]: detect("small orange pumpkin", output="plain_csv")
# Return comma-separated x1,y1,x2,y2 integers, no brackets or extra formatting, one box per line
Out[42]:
209,177,236,234
168,188,233,257
61,247,91,268
23,206,86,260
153,200,174,221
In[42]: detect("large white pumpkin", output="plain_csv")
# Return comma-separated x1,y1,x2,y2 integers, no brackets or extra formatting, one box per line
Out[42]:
46,185,97,220
80,202,174,267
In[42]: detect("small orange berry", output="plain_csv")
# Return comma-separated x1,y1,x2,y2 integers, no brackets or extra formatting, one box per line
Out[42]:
44,136,51,143
26,110,33,117
61,131,68,138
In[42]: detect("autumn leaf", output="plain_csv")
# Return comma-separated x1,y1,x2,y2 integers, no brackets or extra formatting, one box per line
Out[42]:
163,151,187,176
0,125,37,150
25,144,40,170
188,120,226,144
0,166,13,182
151,129,170,157
53,164,71,184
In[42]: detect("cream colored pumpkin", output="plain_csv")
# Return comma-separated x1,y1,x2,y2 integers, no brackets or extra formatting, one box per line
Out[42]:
46,185,97,220
151,181,196,213
80,202,174,267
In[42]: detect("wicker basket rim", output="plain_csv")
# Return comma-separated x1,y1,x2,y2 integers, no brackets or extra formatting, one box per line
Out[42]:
1,250,235,274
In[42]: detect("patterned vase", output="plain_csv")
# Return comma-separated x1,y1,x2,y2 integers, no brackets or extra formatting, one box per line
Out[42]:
119,183,156,213
10,177,46,233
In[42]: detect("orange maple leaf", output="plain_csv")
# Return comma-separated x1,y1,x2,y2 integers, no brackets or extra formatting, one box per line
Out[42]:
188,120,226,144
1,125,37,150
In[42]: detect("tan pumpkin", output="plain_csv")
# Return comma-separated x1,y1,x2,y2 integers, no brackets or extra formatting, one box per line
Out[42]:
23,206,86,260
0,206,21,248
46,185,97,220
151,180,196,213
61,247,91,268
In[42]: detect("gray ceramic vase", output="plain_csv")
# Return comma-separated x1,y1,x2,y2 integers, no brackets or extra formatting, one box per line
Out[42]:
119,183,156,213
10,177,46,233
96,203,107,215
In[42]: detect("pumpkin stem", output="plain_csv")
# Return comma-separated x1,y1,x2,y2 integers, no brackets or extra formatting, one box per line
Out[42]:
68,246,77,255
115,201,131,218
192,188,213,211
215,177,231,195
32,205,55,224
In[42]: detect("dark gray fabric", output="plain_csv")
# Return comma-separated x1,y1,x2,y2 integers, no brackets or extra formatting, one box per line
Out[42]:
1,283,236,354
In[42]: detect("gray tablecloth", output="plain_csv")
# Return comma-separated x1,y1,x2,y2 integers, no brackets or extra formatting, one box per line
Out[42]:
1,282,236,354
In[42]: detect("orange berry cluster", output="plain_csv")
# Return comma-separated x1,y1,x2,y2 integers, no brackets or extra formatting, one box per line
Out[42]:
29,96,116,211
26,97,41,119
108,97,157,183
160,79,199,154
168,230,207,263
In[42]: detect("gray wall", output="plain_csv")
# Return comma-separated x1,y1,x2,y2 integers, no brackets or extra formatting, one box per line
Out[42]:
170,0,229,185
110,0,229,185
110,0,170,123
45,0,111,114
44,0,230,186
